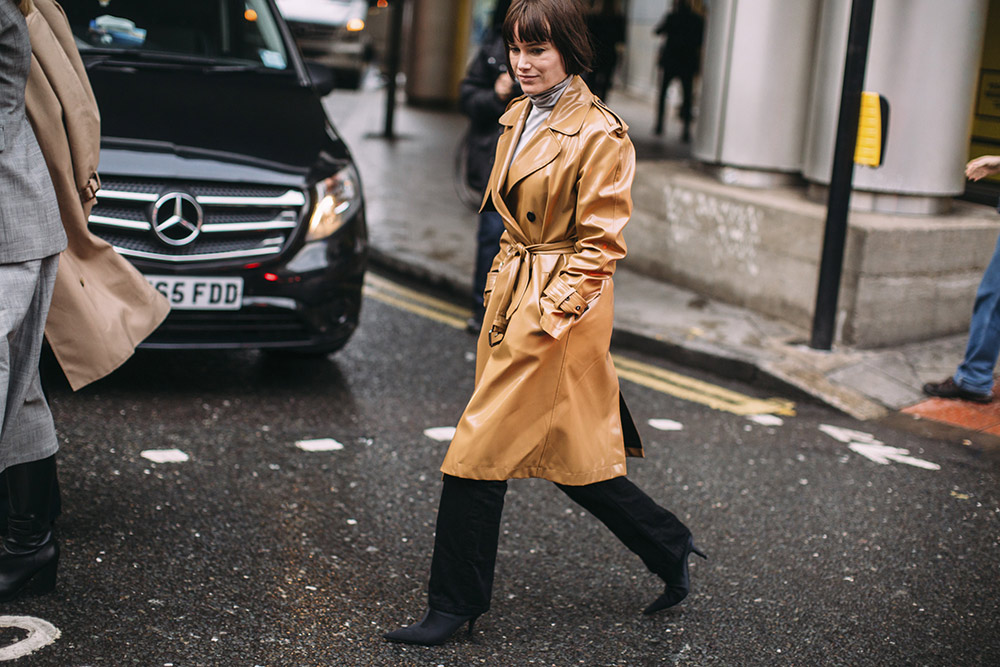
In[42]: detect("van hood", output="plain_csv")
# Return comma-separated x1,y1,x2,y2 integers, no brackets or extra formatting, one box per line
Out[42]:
86,63,345,178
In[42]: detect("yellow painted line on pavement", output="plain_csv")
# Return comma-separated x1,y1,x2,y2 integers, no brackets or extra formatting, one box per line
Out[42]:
613,354,796,417
364,274,469,330
364,274,796,416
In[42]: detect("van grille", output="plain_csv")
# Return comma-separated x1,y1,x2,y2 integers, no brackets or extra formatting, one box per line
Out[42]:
88,177,308,265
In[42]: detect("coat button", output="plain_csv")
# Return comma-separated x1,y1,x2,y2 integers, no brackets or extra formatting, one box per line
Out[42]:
526,211,536,222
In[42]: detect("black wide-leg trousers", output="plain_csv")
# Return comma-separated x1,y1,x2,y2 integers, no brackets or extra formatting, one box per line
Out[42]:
427,474,693,616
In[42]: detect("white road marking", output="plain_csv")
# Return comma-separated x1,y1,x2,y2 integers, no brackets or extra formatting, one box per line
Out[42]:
818,424,878,445
648,419,684,431
819,424,939,471
140,449,189,463
848,443,941,470
747,414,784,426
296,438,344,452
424,427,457,442
0,616,60,661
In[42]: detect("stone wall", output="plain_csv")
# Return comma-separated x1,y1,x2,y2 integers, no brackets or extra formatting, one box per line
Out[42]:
629,162,1000,348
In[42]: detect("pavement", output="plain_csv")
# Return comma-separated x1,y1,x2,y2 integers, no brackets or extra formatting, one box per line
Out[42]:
322,83,1000,439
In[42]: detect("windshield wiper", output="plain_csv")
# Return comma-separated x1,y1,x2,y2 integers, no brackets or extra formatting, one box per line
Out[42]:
83,48,265,72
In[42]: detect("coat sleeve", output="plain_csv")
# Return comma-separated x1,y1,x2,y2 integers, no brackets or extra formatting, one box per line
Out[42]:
538,120,634,340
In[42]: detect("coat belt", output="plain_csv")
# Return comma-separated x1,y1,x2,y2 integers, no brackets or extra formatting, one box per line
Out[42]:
488,239,578,346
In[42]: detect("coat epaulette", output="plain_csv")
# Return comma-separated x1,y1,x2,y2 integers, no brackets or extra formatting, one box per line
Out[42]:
592,98,629,136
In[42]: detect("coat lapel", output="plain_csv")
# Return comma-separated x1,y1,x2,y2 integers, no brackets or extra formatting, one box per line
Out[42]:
503,129,560,194
481,99,527,238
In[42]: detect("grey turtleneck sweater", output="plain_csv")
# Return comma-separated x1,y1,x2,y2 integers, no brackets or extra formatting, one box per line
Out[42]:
510,75,573,163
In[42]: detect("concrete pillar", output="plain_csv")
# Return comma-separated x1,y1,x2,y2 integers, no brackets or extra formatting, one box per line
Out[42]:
693,0,822,187
802,0,989,214
403,0,472,106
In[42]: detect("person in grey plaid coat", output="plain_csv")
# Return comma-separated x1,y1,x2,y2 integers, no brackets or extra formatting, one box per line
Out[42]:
0,0,67,601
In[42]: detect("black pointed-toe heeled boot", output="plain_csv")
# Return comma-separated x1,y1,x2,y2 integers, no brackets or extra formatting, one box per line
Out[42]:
383,608,478,646
643,535,706,615
0,455,60,602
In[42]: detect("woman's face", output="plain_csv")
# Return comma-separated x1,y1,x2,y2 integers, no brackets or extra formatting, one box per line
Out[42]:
509,28,567,95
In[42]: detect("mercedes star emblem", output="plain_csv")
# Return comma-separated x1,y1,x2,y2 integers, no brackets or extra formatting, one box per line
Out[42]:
151,192,203,247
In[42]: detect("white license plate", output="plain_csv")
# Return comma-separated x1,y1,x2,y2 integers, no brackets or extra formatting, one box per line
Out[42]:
147,276,244,311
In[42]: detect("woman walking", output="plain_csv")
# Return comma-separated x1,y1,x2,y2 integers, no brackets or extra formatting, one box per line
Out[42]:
385,0,705,646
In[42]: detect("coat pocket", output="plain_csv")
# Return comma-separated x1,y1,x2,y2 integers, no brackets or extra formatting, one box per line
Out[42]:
538,274,603,340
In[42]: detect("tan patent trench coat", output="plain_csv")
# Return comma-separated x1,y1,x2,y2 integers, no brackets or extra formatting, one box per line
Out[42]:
441,75,643,486
25,0,169,390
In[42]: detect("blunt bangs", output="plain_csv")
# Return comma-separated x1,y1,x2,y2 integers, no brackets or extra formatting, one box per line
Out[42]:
502,2,551,47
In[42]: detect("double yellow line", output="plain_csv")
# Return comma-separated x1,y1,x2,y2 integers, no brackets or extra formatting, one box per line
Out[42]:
364,274,795,417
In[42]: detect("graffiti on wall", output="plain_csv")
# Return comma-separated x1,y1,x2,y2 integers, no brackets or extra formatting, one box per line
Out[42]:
663,184,763,277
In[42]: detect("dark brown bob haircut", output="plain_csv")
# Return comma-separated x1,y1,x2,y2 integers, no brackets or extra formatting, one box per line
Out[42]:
502,0,593,76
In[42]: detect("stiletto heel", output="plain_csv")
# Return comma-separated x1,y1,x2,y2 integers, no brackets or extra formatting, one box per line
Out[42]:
643,535,707,615
384,608,481,646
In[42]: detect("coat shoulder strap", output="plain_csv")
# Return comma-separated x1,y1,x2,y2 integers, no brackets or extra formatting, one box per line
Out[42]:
592,98,629,136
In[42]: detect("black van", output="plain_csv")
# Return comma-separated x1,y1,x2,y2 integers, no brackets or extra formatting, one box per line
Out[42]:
63,0,367,354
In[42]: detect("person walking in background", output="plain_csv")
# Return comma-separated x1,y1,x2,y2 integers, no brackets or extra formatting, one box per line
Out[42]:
923,155,1000,403
583,0,625,101
385,0,705,647
461,0,520,333
654,0,704,141
0,0,70,601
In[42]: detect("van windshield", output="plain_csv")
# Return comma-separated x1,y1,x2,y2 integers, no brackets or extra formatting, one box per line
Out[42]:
64,0,290,69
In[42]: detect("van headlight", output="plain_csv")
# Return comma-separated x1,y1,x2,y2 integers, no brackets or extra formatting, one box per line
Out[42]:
306,165,361,241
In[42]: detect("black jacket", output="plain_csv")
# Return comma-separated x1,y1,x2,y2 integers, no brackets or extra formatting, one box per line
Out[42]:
460,32,520,195
656,8,705,74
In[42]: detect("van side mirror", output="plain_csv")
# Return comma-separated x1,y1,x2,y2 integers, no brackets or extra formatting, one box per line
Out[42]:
305,61,336,97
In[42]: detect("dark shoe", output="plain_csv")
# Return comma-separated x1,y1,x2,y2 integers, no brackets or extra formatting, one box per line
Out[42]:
383,608,478,646
922,377,992,403
643,535,706,615
0,456,60,602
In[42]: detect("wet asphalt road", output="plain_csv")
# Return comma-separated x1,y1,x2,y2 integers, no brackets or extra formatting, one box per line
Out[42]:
6,273,1000,665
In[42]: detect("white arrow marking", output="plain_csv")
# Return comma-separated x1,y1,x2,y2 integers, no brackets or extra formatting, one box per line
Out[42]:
424,426,456,442
848,443,940,470
296,438,344,452
821,424,940,471
0,616,60,661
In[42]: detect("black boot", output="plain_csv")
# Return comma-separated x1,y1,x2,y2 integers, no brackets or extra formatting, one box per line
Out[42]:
383,608,478,646
0,455,59,602
643,535,706,614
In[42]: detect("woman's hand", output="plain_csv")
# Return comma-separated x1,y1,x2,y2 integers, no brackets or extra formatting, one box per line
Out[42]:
494,73,515,101
966,155,1000,181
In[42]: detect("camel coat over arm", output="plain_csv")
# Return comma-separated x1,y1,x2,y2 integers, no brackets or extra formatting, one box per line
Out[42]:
24,0,169,390
441,75,642,486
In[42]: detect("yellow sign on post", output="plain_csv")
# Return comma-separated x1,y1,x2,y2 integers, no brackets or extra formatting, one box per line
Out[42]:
855,91,888,167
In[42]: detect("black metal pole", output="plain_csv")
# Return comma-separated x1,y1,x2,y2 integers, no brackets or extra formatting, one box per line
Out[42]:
809,0,875,350
383,0,405,138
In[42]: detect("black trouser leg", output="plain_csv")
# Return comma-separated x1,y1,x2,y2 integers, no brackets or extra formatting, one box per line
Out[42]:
428,475,507,616
556,476,691,580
